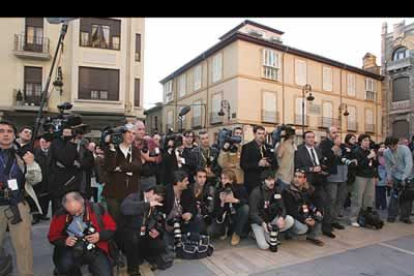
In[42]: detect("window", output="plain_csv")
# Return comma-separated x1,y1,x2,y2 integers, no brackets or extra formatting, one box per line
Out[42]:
347,106,357,131
78,67,120,101
262,49,280,81
179,107,187,129
134,78,140,107
194,65,202,91
295,97,307,124
347,73,356,96
295,59,307,86
365,78,376,101
24,66,42,105
135,34,141,62
25,17,44,52
262,91,277,122
79,18,121,50
322,102,333,127
322,67,333,91
164,80,173,103
366,109,374,124
193,100,202,118
167,110,174,130
393,77,410,102
178,74,186,98
211,93,223,124
393,47,409,61
212,53,222,83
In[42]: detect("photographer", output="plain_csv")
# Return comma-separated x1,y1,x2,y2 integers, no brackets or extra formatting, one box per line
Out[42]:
283,169,324,247
208,169,249,246
350,134,378,227
118,185,168,275
160,134,182,186
48,191,116,276
384,136,413,224
193,168,216,226
0,120,42,276
15,126,33,155
196,131,219,185
319,127,347,237
48,121,94,214
241,125,277,195
134,121,162,191
164,170,202,247
249,170,294,250
103,123,142,223
218,127,244,185
181,131,199,183
274,125,296,190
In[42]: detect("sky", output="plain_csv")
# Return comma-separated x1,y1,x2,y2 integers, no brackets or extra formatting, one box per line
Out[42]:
143,17,414,109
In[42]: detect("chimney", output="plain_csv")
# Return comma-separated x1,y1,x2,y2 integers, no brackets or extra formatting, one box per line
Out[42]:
363,53,380,74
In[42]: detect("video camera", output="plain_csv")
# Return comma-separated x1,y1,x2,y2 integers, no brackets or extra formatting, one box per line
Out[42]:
43,102,85,138
100,125,128,147
271,124,296,149
217,128,242,153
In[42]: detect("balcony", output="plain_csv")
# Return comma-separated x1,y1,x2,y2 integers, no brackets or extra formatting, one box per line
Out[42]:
386,57,414,72
210,112,223,125
318,117,340,129
365,123,375,134
191,116,202,129
391,100,411,112
294,114,309,126
13,34,51,60
262,110,280,124
13,89,47,111
365,91,376,101
347,121,358,132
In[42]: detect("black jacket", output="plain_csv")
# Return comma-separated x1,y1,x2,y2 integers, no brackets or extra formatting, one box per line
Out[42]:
195,146,220,178
163,183,196,220
249,184,286,226
181,146,199,182
193,182,216,217
294,145,326,187
240,140,277,190
282,185,321,224
34,148,52,194
319,138,342,175
354,147,378,178
160,149,179,185
212,184,248,219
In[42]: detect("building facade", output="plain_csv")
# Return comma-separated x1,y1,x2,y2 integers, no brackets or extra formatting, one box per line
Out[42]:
0,17,145,137
160,20,383,143
382,20,414,140
144,102,163,135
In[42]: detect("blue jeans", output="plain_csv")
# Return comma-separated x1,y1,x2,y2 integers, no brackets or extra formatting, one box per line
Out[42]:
289,219,322,240
208,204,250,238
276,179,290,191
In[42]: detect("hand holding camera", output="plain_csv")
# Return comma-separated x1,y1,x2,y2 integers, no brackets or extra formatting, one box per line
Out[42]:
305,217,316,227
85,232,100,244
65,236,78,247
259,158,270,167
182,212,193,222
22,152,34,165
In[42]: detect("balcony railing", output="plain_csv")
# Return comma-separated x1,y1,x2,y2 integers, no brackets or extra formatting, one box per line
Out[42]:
13,89,47,111
13,34,51,60
347,121,358,132
365,123,375,133
210,112,223,125
318,117,340,129
192,116,202,128
365,91,376,101
262,110,280,124
294,114,309,126
386,57,414,72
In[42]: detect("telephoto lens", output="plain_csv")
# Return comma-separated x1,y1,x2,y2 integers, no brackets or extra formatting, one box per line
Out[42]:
173,219,182,247
268,224,280,252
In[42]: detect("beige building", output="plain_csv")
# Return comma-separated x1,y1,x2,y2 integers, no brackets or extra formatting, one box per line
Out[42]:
0,17,145,137
160,20,383,143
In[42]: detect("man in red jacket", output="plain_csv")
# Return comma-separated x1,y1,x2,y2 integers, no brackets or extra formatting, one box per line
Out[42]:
48,191,116,276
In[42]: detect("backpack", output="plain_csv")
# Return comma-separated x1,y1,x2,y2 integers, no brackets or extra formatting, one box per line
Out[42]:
175,232,214,260
92,203,126,269
357,207,384,229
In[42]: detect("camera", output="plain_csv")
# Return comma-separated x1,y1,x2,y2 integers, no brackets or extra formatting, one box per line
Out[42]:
224,183,236,216
218,128,242,153
271,125,296,148
141,138,161,157
71,224,97,258
267,224,280,252
172,217,183,247
396,178,414,201
43,102,85,138
100,125,127,147
142,209,166,237
301,204,323,222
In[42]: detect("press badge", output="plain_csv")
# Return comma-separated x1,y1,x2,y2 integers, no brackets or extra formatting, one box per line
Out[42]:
7,179,18,191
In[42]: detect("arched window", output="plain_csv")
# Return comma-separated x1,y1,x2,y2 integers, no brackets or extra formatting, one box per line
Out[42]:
393,47,410,61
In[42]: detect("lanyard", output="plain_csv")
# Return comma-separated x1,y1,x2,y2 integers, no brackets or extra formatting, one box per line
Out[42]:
0,155,16,180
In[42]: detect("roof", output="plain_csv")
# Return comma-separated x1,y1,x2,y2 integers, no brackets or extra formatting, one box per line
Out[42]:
144,103,163,115
160,27,383,84
219,19,284,40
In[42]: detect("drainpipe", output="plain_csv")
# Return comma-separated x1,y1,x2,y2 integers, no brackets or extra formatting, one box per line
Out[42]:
204,53,210,131
282,46,289,125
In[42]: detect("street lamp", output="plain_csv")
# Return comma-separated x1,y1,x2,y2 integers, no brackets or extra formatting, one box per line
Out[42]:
218,100,231,121
302,84,314,134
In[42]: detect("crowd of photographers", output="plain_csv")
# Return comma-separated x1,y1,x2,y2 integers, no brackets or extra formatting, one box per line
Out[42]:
0,114,414,276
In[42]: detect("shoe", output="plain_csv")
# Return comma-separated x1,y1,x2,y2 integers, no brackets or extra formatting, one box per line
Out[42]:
306,238,325,247
387,217,396,223
351,222,360,227
323,231,336,239
231,233,240,246
400,218,412,224
332,222,345,230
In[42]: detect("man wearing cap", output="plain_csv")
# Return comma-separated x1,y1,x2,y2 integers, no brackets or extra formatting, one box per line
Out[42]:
103,123,142,223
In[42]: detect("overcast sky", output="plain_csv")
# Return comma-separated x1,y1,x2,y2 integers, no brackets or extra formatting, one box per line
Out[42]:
143,17,414,109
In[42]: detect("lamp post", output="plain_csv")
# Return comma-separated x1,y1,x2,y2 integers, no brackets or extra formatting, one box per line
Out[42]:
218,100,231,121
302,84,314,135
339,103,349,140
